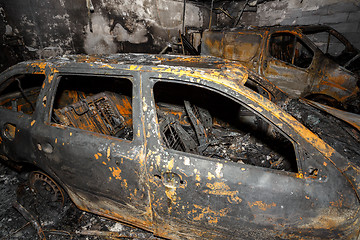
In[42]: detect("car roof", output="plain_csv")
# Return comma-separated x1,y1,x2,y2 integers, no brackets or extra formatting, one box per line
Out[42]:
28,54,234,69
18,54,251,89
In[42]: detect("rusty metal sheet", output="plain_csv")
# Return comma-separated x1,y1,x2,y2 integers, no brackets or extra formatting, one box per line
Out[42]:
302,99,360,131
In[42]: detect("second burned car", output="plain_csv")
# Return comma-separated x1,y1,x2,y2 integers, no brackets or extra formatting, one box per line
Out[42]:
0,54,360,239
201,25,360,112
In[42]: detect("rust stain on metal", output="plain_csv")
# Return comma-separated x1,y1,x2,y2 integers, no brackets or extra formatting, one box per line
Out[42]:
190,204,229,224
248,201,276,211
207,172,215,180
204,182,242,203
111,167,122,180
107,147,111,161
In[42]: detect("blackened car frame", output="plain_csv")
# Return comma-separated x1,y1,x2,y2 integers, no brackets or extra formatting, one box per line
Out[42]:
0,54,360,240
201,25,360,112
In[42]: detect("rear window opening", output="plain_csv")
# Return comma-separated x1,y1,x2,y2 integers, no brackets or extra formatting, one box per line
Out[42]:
304,31,346,57
51,75,133,141
0,74,45,115
154,81,298,172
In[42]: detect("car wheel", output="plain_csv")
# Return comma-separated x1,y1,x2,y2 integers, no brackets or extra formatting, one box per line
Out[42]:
29,171,66,207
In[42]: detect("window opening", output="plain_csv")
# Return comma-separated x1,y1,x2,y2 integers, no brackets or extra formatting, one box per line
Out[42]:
51,75,133,140
0,74,45,115
154,82,298,172
270,33,314,68
305,31,346,57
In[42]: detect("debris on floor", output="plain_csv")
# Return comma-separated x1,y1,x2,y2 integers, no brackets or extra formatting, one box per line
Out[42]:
0,161,162,240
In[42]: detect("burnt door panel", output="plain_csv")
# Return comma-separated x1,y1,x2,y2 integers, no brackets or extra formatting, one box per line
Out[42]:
0,110,33,162
262,32,314,98
0,71,45,163
31,72,152,229
144,79,359,239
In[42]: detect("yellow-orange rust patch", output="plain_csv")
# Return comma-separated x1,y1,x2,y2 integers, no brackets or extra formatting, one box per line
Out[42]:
30,62,47,74
195,174,201,181
121,179,128,188
107,146,111,161
204,182,242,203
207,172,215,180
191,204,229,224
167,158,174,170
42,96,47,107
99,64,115,69
129,65,142,71
111,167,122,180
296,173,304,179
31,120,36,126
165,187,177,202
248,201,276,211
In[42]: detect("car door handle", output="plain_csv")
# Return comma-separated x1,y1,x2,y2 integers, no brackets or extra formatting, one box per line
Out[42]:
3,123,16,141
37,143,54,154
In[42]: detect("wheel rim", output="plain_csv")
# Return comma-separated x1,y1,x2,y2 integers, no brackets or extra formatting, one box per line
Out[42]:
29,171,65,206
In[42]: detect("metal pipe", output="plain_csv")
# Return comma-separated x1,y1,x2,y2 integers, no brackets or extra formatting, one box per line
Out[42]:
209,0,214,30
182,0,186,34
233,0,250,28
13,201,46,240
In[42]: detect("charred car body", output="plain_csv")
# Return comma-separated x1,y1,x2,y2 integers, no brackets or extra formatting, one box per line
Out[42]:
0,54,360,239
201,25,360,112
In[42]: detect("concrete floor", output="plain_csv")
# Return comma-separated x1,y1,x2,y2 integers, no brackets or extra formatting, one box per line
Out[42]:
0,160,161,240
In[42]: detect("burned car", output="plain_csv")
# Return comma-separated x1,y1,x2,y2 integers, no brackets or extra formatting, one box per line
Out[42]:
0,54,360,239
201,25,360,112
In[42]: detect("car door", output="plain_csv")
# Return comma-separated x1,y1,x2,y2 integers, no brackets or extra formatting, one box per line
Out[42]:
261,31,318,98
142,76,359,239
0,66,45,164
30,68,152,229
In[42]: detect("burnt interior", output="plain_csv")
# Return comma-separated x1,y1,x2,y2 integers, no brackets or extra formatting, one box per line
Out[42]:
0,74,45,115
51,75,133,140
270,33,314,69
154,81,298,172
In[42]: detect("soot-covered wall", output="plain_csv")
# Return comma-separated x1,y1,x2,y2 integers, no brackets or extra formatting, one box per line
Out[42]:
1,0,359,72
216,0,360,49
0,0,209,71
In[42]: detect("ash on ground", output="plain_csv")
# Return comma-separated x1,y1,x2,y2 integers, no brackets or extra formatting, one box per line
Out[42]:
0,161,162,240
